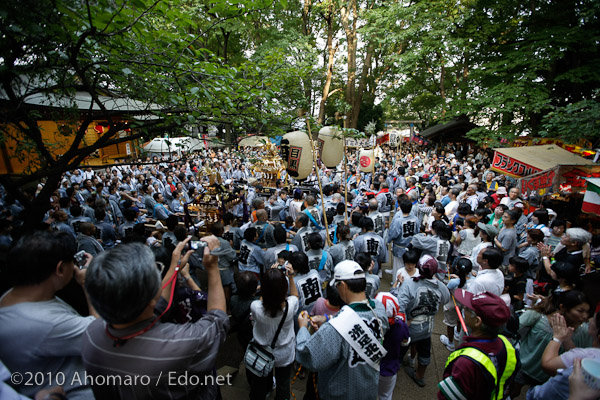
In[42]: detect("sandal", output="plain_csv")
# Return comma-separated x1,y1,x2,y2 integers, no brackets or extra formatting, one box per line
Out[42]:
404,366,425,387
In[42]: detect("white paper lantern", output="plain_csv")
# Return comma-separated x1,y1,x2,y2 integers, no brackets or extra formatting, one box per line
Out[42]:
280,130,313,180
359,149,374,172
317,126,344,168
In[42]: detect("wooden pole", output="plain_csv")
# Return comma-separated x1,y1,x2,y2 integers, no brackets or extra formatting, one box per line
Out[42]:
343,136,349,225
372,138,377,189
306,118,332,246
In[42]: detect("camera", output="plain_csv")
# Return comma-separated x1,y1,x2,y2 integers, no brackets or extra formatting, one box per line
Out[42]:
278,261,290,274
74,250,87,269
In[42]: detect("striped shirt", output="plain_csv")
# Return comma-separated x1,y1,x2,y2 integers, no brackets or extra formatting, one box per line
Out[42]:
82,299,229,399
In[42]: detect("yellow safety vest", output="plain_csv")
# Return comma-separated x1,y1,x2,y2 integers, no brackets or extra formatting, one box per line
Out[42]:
444,335,517,400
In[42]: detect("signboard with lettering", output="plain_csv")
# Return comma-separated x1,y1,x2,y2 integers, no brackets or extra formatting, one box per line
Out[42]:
491,151,542,178
518,168,557,195
518,164,600,196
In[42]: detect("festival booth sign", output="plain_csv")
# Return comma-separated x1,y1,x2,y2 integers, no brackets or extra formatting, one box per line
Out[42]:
491,145,595,179
345,137,369,148
376,133,390,145
518,164,600,196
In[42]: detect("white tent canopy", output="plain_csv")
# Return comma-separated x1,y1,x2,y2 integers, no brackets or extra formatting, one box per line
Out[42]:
143,137,210,154
238,136,270,147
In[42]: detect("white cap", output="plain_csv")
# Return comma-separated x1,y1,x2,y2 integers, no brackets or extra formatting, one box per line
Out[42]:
329,260,365,286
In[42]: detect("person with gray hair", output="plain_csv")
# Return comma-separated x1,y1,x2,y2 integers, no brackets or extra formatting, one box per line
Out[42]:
406,177,419,202
367,198,385,238
539,227,591,277
82,236,229,399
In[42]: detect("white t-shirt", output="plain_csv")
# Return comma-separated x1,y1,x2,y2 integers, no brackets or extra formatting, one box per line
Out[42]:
445,200,459,221
396,267,420,284
288,200,303,221
251,296,299,367
470,241,492,273
468,268,504,296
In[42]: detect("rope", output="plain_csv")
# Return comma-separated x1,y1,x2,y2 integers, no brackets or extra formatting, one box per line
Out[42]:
290,365,302,400
290,364,319,400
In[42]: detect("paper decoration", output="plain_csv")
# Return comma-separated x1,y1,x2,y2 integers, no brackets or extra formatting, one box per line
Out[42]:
280,130,313,180
318,126,344,168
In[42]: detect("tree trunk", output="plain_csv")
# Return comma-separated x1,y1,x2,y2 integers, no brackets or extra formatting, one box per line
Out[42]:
317,7,337,125
222,29,230,63
302,0,312,36
350,45,374,128
301,0,314,119
224,123,233,146
340,0,358,128
0,171,63,232
437,52,446,117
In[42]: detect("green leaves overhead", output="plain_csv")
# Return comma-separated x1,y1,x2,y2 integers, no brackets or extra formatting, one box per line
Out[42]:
383,0,600,146
2,0,598,154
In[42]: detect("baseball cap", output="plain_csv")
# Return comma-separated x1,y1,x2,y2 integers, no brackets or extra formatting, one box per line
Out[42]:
454,289,510,327
329,260,365,286
497,187,507,195
477,222,499,239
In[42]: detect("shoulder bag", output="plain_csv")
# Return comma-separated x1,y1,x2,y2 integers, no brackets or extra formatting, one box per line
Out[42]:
244,300,289,377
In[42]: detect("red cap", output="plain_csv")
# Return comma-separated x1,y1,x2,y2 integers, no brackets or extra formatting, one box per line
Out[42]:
454,289,510,327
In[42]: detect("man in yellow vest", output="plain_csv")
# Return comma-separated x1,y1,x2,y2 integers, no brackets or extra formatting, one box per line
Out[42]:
437,289,520,400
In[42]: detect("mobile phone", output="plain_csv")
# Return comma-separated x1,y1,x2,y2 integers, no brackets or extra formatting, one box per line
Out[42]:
190,241,207,251
74,250,87,269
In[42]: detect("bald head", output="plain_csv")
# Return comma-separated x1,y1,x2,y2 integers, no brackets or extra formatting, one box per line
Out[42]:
368,198,379,211
256,209,268,222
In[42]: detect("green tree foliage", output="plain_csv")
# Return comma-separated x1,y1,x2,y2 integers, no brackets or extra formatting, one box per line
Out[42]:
383,0,600,144
0,0,292,225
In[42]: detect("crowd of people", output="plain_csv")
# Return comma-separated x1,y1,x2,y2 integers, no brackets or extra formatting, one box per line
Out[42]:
0,141,599,400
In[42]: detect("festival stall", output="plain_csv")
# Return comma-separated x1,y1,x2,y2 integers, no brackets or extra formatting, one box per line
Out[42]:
517,164,600,196
491,144,595,179
499,145,600,225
